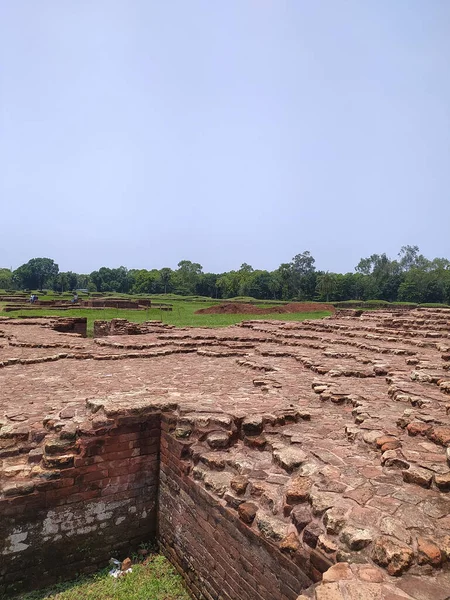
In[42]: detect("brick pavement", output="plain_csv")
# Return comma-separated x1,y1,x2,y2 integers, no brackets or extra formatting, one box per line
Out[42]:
0,309,450,599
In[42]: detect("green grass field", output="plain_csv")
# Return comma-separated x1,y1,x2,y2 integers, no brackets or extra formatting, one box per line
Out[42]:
16,555,190,600
0,300,331,336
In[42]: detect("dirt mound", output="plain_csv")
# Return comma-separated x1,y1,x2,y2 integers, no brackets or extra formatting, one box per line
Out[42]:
195,302,334,315
274,302,335,314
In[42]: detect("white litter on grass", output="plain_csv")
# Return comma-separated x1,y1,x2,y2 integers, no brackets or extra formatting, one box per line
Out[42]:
108,558,132,578
109,568,132,578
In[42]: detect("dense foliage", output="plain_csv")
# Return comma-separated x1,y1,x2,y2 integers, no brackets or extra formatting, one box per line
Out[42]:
4,246,450,304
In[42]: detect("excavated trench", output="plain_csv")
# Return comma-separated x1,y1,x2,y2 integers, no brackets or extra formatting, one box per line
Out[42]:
1,311,450,599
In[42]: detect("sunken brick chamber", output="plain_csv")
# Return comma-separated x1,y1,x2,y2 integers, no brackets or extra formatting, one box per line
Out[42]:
0,409,313,600
1,311,450,599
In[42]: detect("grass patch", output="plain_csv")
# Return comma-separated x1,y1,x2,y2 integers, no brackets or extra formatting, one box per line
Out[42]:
0,301,330,336
419,302,450,308
16,555,190,600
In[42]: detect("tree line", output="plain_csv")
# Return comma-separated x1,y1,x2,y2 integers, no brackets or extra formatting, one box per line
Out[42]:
1,246,450,304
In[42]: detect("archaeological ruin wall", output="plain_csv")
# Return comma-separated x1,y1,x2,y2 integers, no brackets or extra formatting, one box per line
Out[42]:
0,401,319,599
1,310,450,599
0,413,160,593
158,414,315,600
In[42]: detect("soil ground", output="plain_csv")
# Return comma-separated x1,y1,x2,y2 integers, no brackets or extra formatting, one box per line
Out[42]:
195,302,335,315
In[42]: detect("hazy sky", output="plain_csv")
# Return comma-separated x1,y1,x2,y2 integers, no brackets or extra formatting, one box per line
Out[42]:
1,1,449,274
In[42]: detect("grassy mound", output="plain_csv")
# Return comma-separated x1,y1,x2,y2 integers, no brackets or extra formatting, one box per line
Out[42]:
196,302,335,315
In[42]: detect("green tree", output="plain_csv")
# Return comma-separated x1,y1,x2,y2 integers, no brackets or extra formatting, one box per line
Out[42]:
398,245,430,272
0,268,13,290
175,260,203,295
89,266,131,293
216,275,229,298
54,271,78,292
276,263,294,300
74,274,90,290
196,273,219,298
291,251,316,299
316,272,337,302
398,268,448,304
159,268,173,294
292,251,315,275
13,258,59,290
237,263,254,296
267,271,282,300
54,272,68,292
248,270,275,299
355,253,403,301
130,269,161,294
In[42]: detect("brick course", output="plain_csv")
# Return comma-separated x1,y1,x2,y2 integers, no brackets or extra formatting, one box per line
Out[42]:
158,426,313,600
2,309,450,599
0,417,160,597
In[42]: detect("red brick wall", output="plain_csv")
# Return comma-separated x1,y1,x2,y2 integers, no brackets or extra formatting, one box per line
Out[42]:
158,420,313,600
51,317,87,336
2,413,314,599
0,417,160,597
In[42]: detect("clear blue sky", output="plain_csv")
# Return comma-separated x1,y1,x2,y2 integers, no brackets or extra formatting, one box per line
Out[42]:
1,1,449,274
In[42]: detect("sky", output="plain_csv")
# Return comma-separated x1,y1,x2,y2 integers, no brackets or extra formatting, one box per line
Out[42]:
1,1,449,275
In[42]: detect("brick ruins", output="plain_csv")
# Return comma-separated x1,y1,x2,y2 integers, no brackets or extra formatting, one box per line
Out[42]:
1,309,450,599
1,297,153,312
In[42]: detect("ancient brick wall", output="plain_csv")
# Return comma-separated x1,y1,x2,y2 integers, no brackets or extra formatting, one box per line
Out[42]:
93,318,145,337
1,412,314,600
82,299,142,309
2,309,450,599
0,416,160,597
49,317,87,336
93,319,173,337
158,419,313,600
